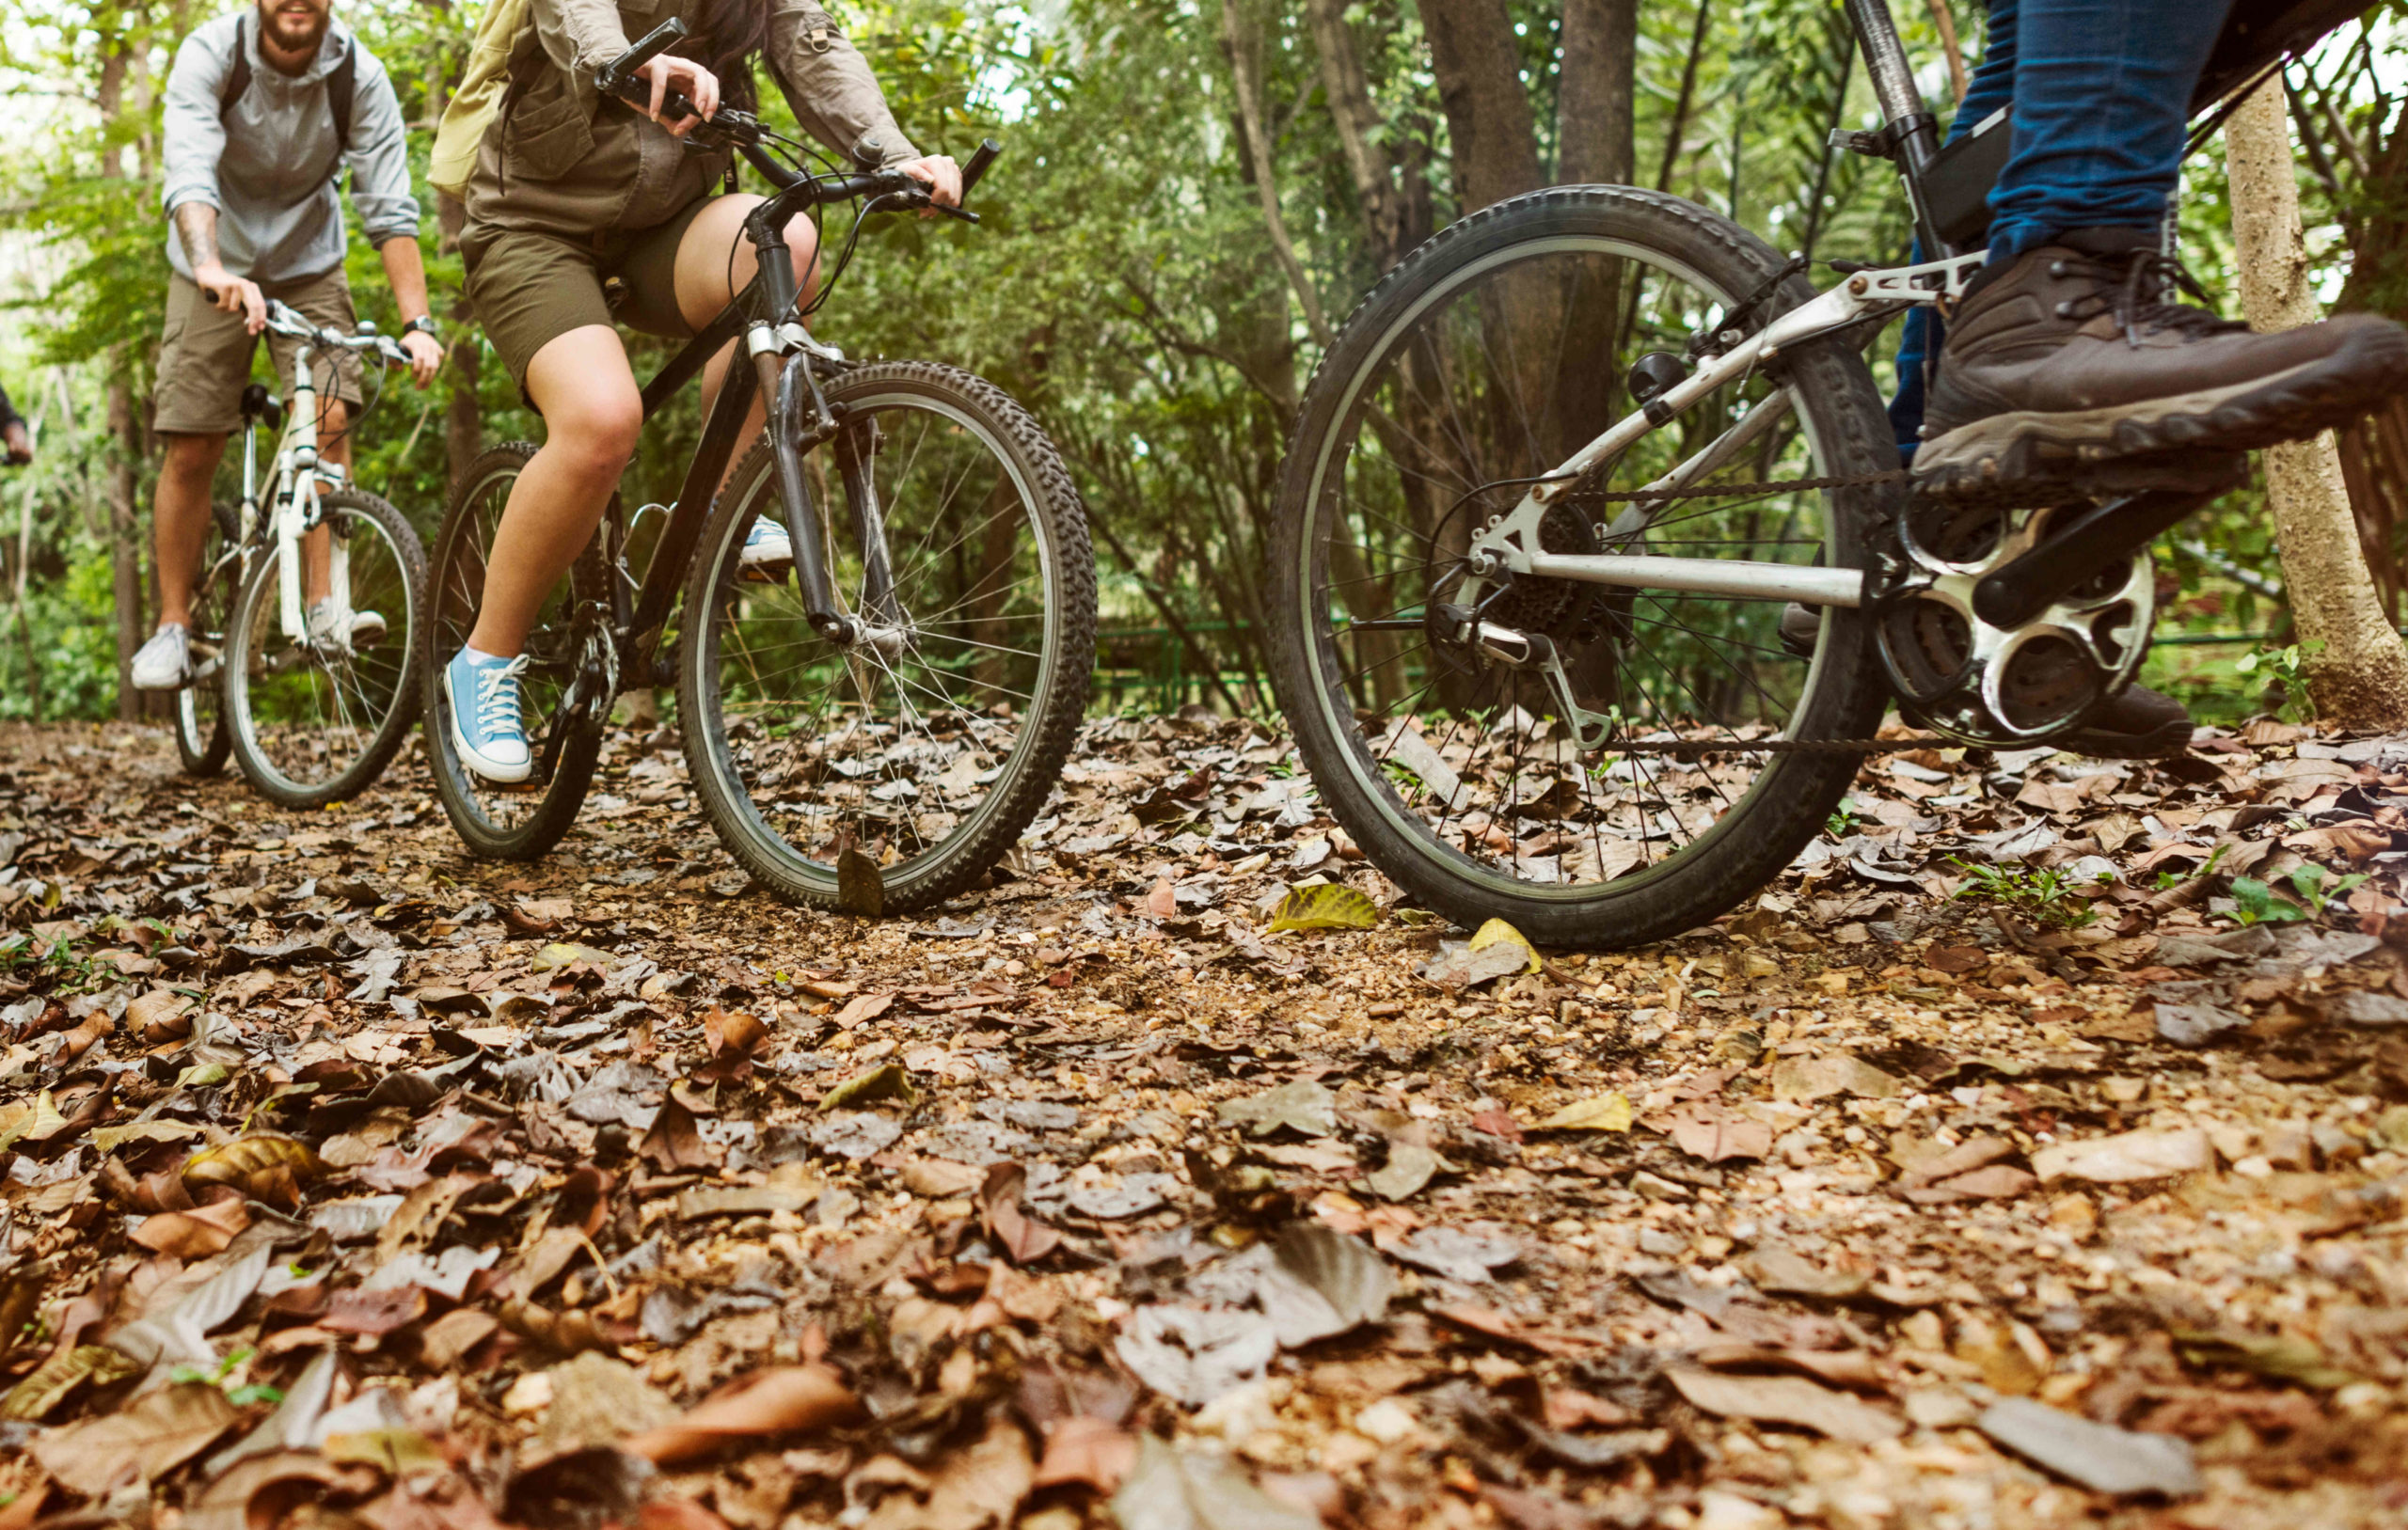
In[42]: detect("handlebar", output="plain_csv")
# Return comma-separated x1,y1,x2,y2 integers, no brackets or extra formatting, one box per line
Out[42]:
593,19,1002,225
261,300,415,370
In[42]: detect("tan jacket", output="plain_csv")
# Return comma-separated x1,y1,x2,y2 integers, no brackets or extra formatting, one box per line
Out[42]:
464,0,919,249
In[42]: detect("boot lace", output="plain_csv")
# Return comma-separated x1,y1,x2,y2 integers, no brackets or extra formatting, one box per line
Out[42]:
472,655,531,741
2053,249,2248,349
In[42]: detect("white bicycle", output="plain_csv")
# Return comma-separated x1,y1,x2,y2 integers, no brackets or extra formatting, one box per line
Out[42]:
176,301,427,809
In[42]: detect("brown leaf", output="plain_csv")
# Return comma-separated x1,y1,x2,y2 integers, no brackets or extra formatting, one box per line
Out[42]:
1664,1366,1902,1444
624,1364,860,1466
1656,1104,1772,1163
32,1381,239,1494
980,1162,1063,1265
182,1132,327,1208
499,1298,618,1356
1925,945,1987,974
1144,877,1178,919
129,1197,251,1257
322,1285,429,1336
1034,1415,1137,1491
832,992,895,1029
639,1094,720,1173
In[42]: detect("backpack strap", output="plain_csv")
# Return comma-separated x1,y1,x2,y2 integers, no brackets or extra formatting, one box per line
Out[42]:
218,13,252,115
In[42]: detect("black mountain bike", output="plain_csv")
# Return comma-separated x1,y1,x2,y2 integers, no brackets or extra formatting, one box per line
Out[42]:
1267,0,2376,946
424,21,1095,911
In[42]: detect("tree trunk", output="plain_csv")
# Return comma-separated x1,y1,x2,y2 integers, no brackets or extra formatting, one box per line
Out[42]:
437,193,483,494
1556,0,1635,185
96,34,149,721
1221,0,1332,345
2226,78,2408,727
1416,0,1544,214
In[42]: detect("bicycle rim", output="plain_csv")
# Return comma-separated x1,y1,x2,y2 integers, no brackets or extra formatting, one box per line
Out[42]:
685,371,1085,906
425,447,604,848
227,494,419,803
1286,216,1881,915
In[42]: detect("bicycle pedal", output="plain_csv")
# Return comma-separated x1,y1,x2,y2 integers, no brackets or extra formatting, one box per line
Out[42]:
739,558,795,586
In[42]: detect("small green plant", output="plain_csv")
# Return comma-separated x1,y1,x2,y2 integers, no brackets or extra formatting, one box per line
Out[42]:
1947,858,2111,929
1826,796,1862,837
2287,862,2368,917
2153,844,2228,891
2234,639,2326,719
2229,876,2309,925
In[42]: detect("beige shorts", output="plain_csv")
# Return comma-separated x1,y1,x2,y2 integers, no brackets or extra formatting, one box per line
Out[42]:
463,197,713,399
152,267,363,436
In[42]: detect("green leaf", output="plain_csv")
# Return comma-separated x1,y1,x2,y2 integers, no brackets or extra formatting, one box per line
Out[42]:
2231,877,2308,925
1266,885,1380,934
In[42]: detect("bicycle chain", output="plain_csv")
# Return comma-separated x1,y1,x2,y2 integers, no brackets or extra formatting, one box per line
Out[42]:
1552,467,1941,752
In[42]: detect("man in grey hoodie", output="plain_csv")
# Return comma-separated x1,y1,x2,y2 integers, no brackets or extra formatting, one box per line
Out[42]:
133,0,446,691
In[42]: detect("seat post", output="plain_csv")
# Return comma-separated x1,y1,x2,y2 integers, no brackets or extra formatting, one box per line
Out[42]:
1843,0,1951,252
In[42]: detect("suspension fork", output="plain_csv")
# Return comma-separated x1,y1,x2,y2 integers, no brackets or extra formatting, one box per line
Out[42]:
833,417,899,628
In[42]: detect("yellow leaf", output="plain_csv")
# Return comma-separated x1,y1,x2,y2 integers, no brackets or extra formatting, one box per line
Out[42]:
1468,919,1540,974
182,1132,327,1196
1268,884,1381,934
531,941,613,972
1538,1093,1634,1132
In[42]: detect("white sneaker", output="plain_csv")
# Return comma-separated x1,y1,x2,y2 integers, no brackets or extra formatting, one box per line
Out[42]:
132,624,192,690
308,600,387,651
739,516,793,583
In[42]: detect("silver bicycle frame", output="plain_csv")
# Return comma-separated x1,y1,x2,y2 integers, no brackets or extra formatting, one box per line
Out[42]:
1464,250,1990,611
271,339,350,643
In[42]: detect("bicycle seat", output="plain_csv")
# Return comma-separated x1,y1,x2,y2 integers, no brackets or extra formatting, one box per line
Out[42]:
240,382,285,433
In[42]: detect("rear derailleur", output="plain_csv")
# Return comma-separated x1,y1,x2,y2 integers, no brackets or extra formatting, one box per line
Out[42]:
1868,459,2244,748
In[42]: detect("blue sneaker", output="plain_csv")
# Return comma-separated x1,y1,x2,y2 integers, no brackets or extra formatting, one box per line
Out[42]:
445,648,532,783
739,515,793,583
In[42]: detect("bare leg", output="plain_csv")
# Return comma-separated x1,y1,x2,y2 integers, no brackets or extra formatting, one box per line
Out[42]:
302,399,352,607
153,433,228,631
673,196,822,483
466,326,642,658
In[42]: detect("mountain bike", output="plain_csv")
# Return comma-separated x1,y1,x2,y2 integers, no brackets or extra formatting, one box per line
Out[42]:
1266,0,2370,947
423,20,1095,912
176,304,426,807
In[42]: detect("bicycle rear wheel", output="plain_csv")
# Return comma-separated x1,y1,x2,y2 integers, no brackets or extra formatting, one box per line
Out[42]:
678,361,1096,910
423,443,611,860
1268,186,1896,947
176,501,241,778
225,487,425,808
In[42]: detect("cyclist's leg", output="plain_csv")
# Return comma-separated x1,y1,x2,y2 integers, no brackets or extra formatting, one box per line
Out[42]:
1888,0,2019,464
143,272,252,687
467,326,642,659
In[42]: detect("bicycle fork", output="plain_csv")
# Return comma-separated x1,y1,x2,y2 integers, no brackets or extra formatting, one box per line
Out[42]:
752,332,906,660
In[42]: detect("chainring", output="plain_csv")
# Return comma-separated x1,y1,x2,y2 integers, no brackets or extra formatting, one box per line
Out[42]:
1873,497,2155,749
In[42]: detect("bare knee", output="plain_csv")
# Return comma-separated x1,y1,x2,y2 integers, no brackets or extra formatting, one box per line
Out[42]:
547,389,643,476
161,433,226,483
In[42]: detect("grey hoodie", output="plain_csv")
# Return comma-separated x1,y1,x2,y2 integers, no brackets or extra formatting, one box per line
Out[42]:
160,9,421,284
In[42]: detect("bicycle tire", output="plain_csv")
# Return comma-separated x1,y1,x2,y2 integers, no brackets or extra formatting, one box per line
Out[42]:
1268,185,1896,947
422,443,611,861
224,485,426,809
174,502,241,778
678,360,1096,910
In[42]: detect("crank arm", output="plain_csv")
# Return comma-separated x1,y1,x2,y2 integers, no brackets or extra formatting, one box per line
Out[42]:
1972,469,2243,629
1473,624,1616,752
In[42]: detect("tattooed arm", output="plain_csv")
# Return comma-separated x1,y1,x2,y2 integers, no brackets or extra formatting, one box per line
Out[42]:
175,202,265,334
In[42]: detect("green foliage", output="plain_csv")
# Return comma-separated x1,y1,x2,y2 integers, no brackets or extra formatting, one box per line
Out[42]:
2153,843,2228,891
2287,861,2368,916
2229,875,2309,925
2234,639,2326,719
1946,856,2110,929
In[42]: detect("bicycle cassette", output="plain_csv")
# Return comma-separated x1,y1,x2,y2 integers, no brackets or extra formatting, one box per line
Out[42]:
1873,497,2154,749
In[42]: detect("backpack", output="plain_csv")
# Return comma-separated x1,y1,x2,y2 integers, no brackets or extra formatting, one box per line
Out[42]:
429,0,534,199
220,12,358,177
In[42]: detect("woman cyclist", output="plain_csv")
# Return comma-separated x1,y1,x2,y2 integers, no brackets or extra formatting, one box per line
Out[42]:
445,0,958,781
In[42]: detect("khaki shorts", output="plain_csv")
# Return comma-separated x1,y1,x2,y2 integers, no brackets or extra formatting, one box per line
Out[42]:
464,197,713,400
152,268,363,436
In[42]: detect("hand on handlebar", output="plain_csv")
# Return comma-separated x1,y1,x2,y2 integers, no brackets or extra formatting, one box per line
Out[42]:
897,155,962,217
399,330,444,388
636,55,719,138
194,261,267,336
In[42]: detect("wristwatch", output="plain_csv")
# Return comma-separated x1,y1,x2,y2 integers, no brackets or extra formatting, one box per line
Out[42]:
402,316,440,340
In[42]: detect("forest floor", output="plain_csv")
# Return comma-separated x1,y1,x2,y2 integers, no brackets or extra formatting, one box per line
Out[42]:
2,714,2406,1530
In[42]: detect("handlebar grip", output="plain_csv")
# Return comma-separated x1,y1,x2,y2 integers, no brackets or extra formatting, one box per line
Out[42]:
960,138,1003,197
598,17,688,92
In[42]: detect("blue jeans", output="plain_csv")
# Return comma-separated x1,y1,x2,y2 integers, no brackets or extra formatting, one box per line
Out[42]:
1886,0,2237,460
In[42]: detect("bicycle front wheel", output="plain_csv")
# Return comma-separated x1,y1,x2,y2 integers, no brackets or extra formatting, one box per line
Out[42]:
679,361,1096,910
422,443,611,860
225,486,425,809
176,501,241,778
1268,185,1897,947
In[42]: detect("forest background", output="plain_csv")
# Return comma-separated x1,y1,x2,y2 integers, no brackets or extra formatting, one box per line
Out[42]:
1,0,2404,726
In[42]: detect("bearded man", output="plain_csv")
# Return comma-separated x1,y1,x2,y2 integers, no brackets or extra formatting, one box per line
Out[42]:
132,0,444,692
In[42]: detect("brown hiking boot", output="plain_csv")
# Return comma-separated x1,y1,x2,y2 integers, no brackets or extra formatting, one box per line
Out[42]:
2058,682,2194,759
1915,227,2408,505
